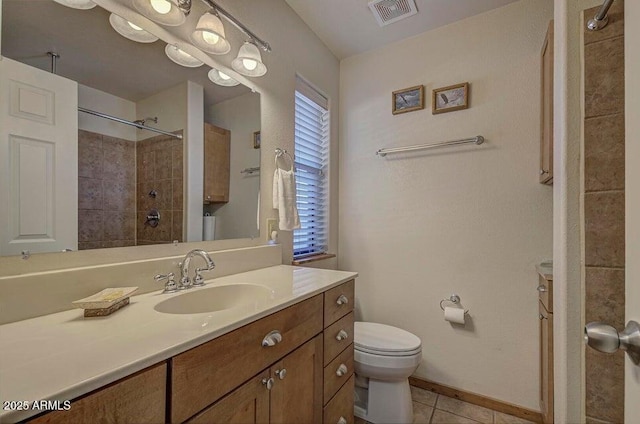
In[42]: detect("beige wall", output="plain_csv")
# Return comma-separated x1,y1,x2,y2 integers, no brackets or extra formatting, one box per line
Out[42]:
206,92,261,240
78,84,137,141
136,82,188,141
339,0,553,410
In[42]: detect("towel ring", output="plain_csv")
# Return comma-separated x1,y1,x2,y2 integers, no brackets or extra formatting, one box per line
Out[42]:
439,294,469,315
275,148,295,171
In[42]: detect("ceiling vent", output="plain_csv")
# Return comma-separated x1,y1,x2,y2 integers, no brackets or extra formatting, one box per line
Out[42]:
368,0,418,27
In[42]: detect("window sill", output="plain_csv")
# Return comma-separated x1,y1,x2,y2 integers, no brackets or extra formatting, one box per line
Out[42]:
291,253,336,266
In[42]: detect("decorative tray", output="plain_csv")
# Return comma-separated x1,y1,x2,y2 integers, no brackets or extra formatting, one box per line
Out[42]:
72,287,138,317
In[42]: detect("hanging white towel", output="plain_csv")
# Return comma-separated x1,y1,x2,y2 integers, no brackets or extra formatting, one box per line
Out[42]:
273,168,300,230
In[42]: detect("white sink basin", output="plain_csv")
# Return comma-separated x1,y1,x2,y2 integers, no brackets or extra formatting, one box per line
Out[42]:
154,284,275,315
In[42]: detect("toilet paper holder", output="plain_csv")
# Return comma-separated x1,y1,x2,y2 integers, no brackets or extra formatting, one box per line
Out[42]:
439,294,469,315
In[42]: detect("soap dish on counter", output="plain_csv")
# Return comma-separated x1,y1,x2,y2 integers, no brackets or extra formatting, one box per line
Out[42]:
72,287,138,317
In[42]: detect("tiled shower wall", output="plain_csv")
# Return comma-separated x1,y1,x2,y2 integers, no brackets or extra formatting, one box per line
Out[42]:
78,130,136,249
583,2,625,423
136,132,184,245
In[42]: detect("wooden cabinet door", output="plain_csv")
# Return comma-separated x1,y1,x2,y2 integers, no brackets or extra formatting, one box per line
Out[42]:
540,20,554,184
28,363,166,424
270,335,323,424
203,122,230,203
187,371,270,424
539,301,554,424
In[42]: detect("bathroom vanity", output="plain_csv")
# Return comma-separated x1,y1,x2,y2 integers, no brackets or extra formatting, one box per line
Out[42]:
0,266,356,424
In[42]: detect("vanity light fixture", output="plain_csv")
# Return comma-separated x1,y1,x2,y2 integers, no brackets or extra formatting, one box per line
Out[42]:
208,68,239,86
191,12,231,55
109,14,159,43
165,44,203,67
132,0,191,26
51,0,96,9
231,42,267,77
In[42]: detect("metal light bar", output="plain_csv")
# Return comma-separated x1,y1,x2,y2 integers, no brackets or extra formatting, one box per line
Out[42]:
200,0,271,52
376,135,484,157
78,107,183,140
587,0,615,31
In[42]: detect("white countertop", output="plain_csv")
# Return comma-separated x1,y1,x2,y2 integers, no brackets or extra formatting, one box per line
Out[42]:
0,265,357,423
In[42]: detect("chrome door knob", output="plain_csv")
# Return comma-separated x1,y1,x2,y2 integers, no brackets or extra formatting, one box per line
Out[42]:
585,320,640,364
336,330,349,341
336,363,348,377
262,377,275,390
274,368,287,380
337,417,347,424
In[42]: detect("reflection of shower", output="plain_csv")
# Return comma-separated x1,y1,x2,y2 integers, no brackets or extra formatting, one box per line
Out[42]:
133,116,158,127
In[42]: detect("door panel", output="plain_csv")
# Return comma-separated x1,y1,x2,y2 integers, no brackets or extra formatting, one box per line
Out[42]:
0,57,78,255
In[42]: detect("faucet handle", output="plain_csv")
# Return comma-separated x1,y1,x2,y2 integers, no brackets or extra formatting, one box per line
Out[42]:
155,272,178,293
193,267,212,286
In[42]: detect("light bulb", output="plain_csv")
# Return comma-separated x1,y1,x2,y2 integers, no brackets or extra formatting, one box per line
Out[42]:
202,32,220,45
127,21,143,31
150,0,171,14
218,71,231,80
242,59,257,71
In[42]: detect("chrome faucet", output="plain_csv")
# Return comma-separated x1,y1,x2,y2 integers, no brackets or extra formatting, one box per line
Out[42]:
179,249,215,289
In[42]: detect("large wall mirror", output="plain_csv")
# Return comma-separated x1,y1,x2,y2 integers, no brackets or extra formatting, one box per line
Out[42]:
1,0,261,257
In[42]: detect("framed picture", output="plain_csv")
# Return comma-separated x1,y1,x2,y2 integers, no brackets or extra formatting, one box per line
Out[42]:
392,85,425,115
253,131,261,149
432,82,469,114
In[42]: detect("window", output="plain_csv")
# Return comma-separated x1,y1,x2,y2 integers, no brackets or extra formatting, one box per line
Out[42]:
293,79,329,259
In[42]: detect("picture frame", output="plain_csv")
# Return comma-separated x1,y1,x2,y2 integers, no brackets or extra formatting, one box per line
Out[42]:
392,85,425,115
432,82,469,114
253,131,261,149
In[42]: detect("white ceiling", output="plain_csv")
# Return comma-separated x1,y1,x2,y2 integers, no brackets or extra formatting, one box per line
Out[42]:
284,0,521,59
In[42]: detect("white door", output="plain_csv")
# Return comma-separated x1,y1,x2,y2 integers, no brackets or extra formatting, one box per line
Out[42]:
0,57,78,256
625,1,640,420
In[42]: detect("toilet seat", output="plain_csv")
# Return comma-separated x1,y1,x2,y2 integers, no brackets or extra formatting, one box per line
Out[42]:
354,322,422,357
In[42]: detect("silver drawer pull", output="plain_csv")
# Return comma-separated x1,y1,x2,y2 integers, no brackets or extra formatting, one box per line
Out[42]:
336,363,348,377
539,314,547,321
262,330,283,347
336,330,349,341
337,417,347,424
274,368,287,380
537,284,548,292
262,377,275,390
336,294,349,305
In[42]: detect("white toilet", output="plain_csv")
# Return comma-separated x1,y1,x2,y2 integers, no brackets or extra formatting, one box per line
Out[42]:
353,322,422,424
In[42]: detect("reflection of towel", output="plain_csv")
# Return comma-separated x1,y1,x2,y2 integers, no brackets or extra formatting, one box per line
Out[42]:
273,168,300,231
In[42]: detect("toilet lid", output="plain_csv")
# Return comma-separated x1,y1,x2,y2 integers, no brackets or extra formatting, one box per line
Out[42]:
354,322,422,356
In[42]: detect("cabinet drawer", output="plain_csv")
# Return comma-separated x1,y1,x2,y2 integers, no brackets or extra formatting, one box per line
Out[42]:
324,280,354,328
323,343,354,404
324,312,354,366
172,295,323,423
28,363,166,424
323,374,355,424
537,275,553,312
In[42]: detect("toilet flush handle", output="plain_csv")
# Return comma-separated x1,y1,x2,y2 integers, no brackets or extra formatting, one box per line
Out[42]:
336,294,349,305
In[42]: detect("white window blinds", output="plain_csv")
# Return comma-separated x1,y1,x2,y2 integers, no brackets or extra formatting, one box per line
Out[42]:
293,82,329,259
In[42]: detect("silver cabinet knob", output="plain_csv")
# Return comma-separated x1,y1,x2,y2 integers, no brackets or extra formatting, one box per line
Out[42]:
262,330,283,347
336,330,349,341
539,314,547,321
536,284,548,292
336,294,349,305
585,320,640,364
540,169,549,175
262,377,275,390
274,368,287,380
337,417,347,424
336,363,348,377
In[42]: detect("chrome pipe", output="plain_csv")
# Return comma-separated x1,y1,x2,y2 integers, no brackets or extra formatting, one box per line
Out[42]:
78,107,183,140
587,0,615,31
200,0,271,52
376,136,484,157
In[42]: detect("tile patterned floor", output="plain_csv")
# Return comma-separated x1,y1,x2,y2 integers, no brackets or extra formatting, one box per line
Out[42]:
355,386,536,424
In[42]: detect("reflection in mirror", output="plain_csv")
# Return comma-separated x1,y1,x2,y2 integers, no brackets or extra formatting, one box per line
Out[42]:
0,0,260,256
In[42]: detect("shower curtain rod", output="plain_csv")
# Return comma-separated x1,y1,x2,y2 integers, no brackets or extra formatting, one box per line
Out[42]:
78,107,183,140
587,0,615,31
